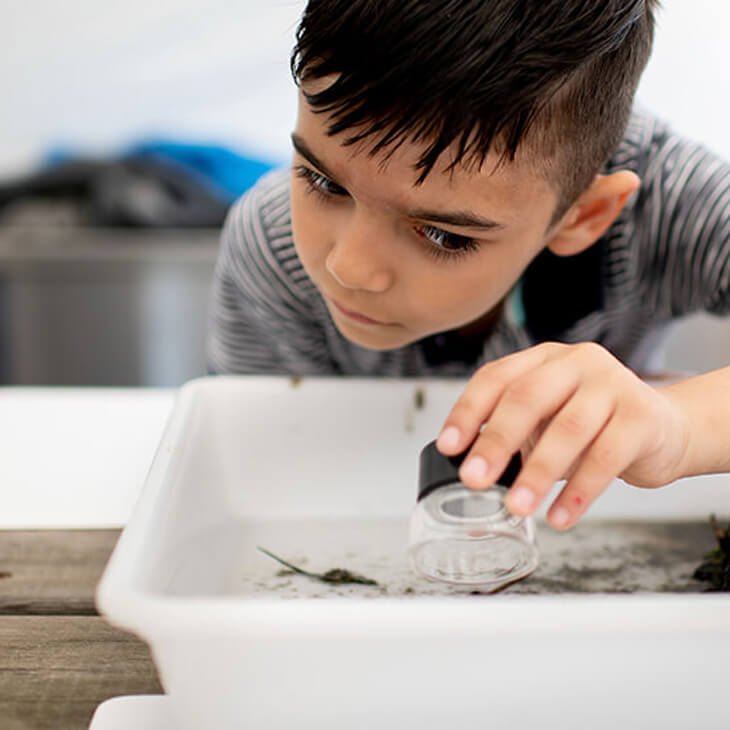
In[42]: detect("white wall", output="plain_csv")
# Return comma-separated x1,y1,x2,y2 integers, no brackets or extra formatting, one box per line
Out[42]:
1,0,306,174
2,1,729,175
637,0,730,160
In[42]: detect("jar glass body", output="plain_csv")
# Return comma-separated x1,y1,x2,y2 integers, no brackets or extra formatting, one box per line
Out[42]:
408,483,539,591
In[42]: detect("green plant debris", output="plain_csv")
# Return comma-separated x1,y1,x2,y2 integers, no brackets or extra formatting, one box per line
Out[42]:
258,547,378,586
289,376,302,388
414,387,425,410
693,515,730,591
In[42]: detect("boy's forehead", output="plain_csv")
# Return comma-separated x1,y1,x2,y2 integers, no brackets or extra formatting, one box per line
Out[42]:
294,88,559,227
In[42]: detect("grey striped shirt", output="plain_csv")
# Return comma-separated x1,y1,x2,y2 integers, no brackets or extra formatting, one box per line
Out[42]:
207,109,730,376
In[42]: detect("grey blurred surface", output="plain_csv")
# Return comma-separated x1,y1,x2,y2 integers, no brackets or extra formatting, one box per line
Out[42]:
0,226,218,386
660,312,730,375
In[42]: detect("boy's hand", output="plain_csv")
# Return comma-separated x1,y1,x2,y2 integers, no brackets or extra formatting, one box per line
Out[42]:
436,342,691,530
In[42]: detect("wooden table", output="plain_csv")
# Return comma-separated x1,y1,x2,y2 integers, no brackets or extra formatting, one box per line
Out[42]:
0,529,163,730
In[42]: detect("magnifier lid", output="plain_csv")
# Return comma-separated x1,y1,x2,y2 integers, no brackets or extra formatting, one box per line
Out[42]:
417,441,522,502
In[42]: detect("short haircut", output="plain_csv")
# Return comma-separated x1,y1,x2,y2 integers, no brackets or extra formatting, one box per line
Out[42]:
291,0,659,222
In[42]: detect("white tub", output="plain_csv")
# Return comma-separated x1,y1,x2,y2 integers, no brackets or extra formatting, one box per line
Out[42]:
96,376,730,730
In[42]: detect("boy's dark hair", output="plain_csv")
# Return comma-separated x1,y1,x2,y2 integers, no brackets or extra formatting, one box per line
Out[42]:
291,0,659,223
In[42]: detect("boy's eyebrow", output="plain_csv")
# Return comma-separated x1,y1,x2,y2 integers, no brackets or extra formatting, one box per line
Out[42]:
291,133,339,182
403,207,505,231
291,132,505,231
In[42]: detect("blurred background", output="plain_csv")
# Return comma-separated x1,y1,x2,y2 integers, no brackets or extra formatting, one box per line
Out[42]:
0,0,728,386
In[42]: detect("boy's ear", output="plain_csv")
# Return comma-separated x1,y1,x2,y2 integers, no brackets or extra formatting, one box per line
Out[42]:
546,170,640,256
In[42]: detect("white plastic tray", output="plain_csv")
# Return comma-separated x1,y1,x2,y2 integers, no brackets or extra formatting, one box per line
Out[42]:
89,696,170,729
97,376,730,730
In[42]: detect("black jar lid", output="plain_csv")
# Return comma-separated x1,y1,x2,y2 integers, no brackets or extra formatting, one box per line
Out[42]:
417,440,522,502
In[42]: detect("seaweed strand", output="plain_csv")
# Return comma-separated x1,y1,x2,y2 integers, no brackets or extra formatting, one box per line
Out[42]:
693,514,730,591
257,546,378,586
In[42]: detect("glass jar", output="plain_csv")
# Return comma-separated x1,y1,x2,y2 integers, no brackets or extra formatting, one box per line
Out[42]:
408,441,539,591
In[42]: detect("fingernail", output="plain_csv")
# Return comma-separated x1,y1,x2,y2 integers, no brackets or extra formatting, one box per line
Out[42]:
460,456,489,483
437,425,461,452
507,486,535,513
550,507,570,529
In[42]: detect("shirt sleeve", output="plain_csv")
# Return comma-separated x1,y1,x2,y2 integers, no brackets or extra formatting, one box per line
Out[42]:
206,173,337,375
637,131,730,317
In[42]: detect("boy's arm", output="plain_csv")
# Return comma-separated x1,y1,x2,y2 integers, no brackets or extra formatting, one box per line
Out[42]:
611,126,730,479
435,342,728,531
662,366,730,477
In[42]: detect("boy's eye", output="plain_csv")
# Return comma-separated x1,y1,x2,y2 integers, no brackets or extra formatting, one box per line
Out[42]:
294,163,480,261
415,224,479,259
295,165,347,198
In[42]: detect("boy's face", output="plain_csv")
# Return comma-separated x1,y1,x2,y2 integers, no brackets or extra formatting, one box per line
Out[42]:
290,88,563,351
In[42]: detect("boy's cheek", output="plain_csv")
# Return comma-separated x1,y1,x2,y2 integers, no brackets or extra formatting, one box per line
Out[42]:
290,199,329,273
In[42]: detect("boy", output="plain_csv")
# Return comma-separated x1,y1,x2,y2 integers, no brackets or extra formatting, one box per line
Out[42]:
208,0,730,531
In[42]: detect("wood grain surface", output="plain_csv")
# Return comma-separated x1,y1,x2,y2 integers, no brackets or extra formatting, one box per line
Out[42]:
0,530,119,615
0,530,163,730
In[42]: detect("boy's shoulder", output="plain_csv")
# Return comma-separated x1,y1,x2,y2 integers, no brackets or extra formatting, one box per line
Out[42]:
607,107,730,316
608,106,730,195
228,167,293,241
221,168,318,308
606,106,730,252
606,106,673,177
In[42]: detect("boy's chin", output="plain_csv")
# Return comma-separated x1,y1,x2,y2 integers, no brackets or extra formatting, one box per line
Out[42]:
333,321,418,352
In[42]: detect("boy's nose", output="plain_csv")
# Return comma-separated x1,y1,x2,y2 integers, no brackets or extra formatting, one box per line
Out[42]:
325,218,394,292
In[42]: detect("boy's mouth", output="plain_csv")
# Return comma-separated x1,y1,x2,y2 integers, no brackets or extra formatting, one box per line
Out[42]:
329,298,396,327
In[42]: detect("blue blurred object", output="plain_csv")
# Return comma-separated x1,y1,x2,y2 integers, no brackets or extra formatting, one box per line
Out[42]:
45,140,277,203
126,141,276,202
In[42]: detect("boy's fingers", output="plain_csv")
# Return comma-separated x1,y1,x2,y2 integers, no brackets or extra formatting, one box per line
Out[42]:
503,386,616,515
545,415,645,529
436,343,565,455
457,356,587,488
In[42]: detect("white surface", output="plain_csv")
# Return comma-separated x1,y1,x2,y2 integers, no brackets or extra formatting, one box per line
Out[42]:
637,0,730,159
2,0,730,175
96,376,730,730
660,312,730,374
89,696,171,730
0,387,174,528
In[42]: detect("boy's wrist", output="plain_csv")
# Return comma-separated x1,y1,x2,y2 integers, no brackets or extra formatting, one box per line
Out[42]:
660,369,730,479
